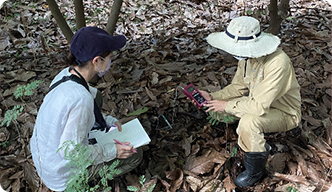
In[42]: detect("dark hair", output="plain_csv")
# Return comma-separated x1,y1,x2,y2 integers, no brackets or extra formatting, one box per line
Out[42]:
64,51,111,67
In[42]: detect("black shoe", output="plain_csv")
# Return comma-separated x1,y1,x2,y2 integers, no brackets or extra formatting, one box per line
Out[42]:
234,144,271,188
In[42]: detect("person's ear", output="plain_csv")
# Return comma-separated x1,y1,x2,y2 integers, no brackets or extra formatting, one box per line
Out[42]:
92,56,101,66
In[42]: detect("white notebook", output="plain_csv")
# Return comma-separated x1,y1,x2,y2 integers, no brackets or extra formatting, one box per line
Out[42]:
89,118,151,148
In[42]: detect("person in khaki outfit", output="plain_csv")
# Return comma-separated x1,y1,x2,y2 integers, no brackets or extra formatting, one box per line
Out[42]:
198,16,301,187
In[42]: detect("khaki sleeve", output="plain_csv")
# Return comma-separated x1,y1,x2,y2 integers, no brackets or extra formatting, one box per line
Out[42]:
225,57,292,117
210,60,249,101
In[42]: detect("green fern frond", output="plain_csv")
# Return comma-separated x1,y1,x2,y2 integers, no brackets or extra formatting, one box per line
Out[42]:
1,105,24,127
14,80,43,99
127,186,139,191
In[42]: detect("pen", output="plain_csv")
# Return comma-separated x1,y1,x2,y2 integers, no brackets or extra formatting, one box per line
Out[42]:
113,139,137,153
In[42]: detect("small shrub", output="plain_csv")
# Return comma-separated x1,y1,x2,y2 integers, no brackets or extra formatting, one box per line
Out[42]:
57,140,121,191
1,105,23,127
127,175,156,192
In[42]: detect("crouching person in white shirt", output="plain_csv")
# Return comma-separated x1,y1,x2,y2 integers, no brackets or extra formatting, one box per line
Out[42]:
30,27,142,191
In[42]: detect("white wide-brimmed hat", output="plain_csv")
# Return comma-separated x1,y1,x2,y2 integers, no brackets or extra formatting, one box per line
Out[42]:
206,16,280,58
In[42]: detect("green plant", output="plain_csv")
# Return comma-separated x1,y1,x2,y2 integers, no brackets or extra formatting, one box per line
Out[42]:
205,108,234,125
1,105,24,127
14,80,43,101
127,175,156,192
57,140,121,191
286,16,294,21
0,141,9,148
287,186,299,192
127,107,149,117
222,116,234,124
246,9,253,15
1,80,42,128
12,2,20,9
231,147,238,157
206,110,221,125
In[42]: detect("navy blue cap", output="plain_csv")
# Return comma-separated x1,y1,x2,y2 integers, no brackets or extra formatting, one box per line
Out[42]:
70,26,126,63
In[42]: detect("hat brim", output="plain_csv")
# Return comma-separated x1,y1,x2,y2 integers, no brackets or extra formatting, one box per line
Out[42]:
105,35,126,51
206,32,280,58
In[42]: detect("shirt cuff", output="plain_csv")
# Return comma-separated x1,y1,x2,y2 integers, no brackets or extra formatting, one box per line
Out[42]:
103,142,117,162
225,99,237,114
103,115,118,126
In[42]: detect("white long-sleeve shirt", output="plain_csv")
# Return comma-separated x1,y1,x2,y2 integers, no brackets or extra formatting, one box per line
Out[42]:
30,67,118,191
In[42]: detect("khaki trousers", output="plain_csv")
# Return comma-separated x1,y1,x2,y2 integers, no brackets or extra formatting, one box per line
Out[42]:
236,108,298,152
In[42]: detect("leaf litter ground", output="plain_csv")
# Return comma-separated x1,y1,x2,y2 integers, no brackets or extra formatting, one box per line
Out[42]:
0,0,331,191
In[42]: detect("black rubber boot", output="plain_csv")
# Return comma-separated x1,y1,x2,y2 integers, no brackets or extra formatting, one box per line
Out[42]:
234,144,271,188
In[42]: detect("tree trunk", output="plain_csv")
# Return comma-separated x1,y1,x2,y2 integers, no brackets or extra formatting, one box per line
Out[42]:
267,0,290,35
267,0,282,35
46,0,74,42
278,0,290,20
74,0,86,30
105,0,123,35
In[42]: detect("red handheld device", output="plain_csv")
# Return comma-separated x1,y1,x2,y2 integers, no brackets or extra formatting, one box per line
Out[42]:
183,84,207,108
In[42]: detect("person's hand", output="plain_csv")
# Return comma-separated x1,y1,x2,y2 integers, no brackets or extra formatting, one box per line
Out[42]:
114,121,122,132
115,142,136,159
198,90,213,101
187,90,213,107
204,100,227,112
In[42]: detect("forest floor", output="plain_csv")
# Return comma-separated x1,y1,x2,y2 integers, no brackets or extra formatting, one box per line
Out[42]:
0,0,331,191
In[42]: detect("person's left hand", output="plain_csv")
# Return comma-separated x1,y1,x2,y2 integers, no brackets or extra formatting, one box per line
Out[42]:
204,100,228,112
114,121,122,132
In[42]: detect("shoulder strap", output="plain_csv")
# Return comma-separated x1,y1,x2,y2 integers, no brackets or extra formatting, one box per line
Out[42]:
48,73,108,131
49,75,72,93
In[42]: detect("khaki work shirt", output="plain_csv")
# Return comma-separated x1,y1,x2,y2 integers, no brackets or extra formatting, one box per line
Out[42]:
210,48,301,125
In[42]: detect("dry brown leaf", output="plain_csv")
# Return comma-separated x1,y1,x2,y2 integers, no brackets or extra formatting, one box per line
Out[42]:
8,170,23,180
191,142,201,156
184,148,228,175
302,115,323,127
199,178,224,192
270,153,287,173
159,177,171,191
179,136,193,157
274,182,316,192
288,142,308,177
317,178,332,192
11,179,20,192
307,164,322,184
286,161,298,175
274,172,310,185
22,161,39,192
185,175,202,191
145,87,157,101
303,131,331,156
293,144,313,159
222,174,236,192
165,168,183,192
322,117,331,145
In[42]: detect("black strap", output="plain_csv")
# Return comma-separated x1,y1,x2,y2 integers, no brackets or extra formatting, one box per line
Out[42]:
49,68,108,131
226,30,261,41
244,58,248,78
